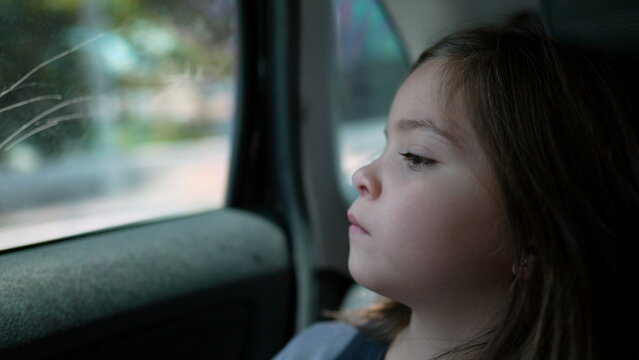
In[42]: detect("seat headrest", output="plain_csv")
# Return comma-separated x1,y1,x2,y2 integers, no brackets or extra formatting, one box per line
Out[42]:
540,0,639,121
541,0,639,58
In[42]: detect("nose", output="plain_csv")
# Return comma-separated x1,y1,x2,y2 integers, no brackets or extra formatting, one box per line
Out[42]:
352,162,381,199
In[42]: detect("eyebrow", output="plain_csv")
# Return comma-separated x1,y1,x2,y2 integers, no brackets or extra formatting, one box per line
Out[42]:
390,118,459,146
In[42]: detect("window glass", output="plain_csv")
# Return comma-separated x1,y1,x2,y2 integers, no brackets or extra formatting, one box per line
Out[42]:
0,1,236,248
333,0,409,199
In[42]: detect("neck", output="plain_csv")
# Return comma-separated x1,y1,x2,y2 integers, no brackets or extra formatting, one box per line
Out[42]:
384,292,508,360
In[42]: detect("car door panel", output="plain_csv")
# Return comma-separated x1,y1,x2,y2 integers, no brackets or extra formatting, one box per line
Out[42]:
0,209,292,359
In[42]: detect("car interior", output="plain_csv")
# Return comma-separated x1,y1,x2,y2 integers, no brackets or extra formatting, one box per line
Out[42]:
0,0,636,359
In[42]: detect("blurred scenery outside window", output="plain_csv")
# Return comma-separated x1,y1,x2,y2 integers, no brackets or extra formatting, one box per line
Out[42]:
0,0,236,249
333,0,409,198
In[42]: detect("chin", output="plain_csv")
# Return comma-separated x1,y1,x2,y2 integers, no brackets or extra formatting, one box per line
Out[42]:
347,253,394,299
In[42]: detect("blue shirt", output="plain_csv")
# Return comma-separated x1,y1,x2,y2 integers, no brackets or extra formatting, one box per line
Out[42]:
272,321,388,360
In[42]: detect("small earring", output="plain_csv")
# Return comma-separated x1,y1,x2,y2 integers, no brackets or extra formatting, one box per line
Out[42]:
513,255,534,281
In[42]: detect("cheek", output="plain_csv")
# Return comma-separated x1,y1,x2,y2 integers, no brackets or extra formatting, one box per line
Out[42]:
389,176,506,259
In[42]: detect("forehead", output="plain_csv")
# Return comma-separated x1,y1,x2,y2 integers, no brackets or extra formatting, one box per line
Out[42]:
389,61,468,141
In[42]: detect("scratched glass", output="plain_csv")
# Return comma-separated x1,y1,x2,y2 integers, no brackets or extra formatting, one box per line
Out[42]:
0,1,236,249
333,0,409,199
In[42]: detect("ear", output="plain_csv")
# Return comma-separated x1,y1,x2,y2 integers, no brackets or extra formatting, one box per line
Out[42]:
512,255,534,281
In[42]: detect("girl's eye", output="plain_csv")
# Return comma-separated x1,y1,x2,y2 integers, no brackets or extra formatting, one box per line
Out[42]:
399,152,435,169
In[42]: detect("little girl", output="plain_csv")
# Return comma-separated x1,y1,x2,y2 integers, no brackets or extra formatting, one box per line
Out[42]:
275,13,639,360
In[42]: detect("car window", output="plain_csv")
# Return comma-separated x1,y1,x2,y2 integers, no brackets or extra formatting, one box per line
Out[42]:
0,1,236,249
333,0,409,200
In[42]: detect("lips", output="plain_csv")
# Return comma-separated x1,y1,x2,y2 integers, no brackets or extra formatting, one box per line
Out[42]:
347,212,370,235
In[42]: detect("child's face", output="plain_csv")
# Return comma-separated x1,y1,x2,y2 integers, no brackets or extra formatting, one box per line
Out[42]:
348,62,514,313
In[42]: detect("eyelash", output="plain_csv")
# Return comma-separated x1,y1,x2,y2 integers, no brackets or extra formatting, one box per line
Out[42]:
399,152,435,169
